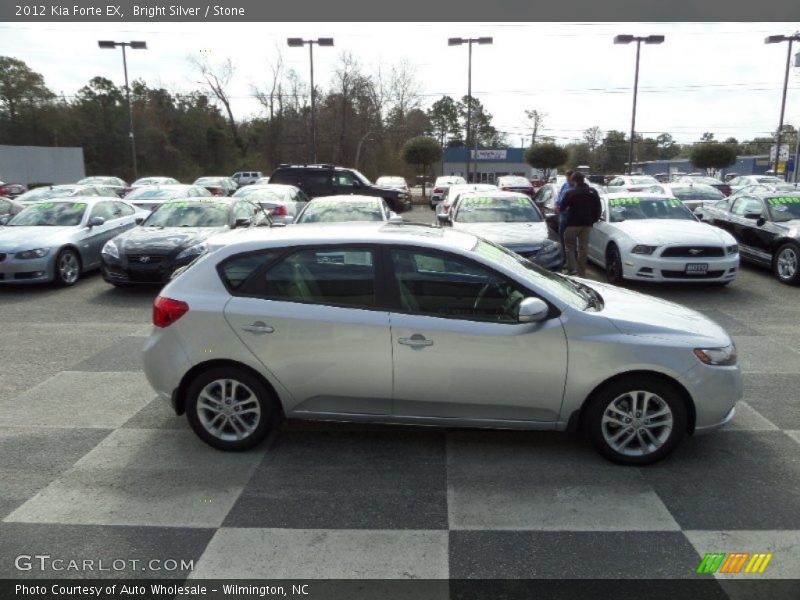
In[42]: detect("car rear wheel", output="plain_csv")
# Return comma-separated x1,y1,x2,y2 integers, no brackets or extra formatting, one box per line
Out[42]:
584,376,687,465
606,245,624,285
185,367,279,451
773,243,800,285
54,248,81,286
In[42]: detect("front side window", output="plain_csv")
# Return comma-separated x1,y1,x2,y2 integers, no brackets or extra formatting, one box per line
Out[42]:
390,248,526,322
263,248,376,308
731,196,764,217
335,172,356,187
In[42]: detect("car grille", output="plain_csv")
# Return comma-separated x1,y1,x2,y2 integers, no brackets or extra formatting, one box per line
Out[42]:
0,253,6,262
661,270,725,279
660,246,725,258
127,254,167,264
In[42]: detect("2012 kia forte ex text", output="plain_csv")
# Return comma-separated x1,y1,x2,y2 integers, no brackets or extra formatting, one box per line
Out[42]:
142,223,742,465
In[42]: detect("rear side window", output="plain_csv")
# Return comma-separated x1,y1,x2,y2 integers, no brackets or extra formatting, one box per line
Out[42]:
263,248,376,308
219,252,280,291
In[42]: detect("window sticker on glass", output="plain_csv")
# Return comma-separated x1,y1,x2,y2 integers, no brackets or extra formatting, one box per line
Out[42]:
609,198,641,206
31,202,55,210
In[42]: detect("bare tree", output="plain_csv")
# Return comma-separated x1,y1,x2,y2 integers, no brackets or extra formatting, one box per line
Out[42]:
189,55,243,152
253,49,284,120
524,109,546,144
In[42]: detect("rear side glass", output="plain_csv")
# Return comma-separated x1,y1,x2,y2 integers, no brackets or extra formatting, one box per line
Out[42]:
220,251,279,290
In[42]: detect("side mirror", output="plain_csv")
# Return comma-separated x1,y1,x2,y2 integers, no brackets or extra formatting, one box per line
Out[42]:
0,215,9,226
234,217,252,228
388,212,403,224
88,216,105,228
518,297,550,323
437,212,451,225
134,217,144,225
743,212,763,220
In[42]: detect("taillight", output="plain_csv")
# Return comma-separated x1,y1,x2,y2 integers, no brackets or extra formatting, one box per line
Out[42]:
153,296,189,328
433,187,443,194
721,186,731,196
627,187,643,192
210,187,222,196
501,187,510,191
271,205,288,216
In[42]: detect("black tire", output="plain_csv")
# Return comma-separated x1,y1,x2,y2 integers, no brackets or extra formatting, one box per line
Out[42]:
605,244,624,285
584,375,688,466
772,242,800,285
185,366,280,451
53,248,81,286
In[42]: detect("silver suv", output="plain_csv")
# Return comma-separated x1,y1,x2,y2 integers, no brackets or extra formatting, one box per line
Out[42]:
143,224,741,465
232,171,263,187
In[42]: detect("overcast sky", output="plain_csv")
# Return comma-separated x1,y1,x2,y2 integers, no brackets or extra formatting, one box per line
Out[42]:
2,21,800,145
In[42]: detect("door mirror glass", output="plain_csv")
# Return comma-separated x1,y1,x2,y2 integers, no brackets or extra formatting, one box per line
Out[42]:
0,215,9,226
518,297,549,323
89,216,105,227
388,212,403,224
134,217,144,225
744,212,763,220
234,217,252,228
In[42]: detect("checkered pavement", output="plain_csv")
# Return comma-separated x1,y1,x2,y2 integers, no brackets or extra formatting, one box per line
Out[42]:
1,262,799,594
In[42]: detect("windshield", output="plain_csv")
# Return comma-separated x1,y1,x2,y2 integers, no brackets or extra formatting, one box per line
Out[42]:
194,177,223,186
18,188,73,202
8,201,87,226
455,196,541,223
351,170,372,185
297,200,383,223
608,197,695,221
472,239,588,310
499,177,531,187
758,177,783,184
144,201,230,227
436,177,466,186
630,176,658,184
671,187,725,201
766,196,800,223
126,187,183,199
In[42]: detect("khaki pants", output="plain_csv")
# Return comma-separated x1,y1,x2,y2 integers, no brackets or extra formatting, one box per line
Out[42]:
564,226,592,276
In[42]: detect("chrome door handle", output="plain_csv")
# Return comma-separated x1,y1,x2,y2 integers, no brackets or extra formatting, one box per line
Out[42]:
398,334,433,347
241,322,274,334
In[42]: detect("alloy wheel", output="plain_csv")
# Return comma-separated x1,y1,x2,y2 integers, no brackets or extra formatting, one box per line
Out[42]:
58,251,80,284
196,378,262,442
776,246,798,281
601,390,674,457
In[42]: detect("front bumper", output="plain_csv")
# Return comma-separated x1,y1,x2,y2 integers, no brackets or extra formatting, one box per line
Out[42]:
621,252,739,283
678,362,743,431
102,253,193,285
0,253,55,284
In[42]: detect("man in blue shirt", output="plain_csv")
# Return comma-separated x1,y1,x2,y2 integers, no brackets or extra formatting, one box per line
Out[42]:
555,170,574,253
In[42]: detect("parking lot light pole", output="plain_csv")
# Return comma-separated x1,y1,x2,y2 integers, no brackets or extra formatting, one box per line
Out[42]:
614,34,665,175
98,40,147,180
449,36,493,183
765,33,800,176
288,37,334,164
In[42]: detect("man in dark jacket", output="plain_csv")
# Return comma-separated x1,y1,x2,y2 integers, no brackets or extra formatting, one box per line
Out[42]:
559,172,601,276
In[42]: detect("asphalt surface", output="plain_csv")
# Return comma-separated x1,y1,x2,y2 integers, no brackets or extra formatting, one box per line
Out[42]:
1,203,799,595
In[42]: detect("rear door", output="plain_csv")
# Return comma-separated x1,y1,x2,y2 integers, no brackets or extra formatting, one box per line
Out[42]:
223,245,393,416
387,247,567,423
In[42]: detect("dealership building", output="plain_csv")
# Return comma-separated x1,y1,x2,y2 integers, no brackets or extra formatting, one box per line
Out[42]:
441,148,549,183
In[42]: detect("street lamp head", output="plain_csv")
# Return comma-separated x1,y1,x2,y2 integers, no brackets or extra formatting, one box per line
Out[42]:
130,41,147,49
317,38,334,46
477,37,493,45
765,35,788,44
448,37,464,46
644,35,665,44
98,40,117,49
287,38,305,47
614,34,634,45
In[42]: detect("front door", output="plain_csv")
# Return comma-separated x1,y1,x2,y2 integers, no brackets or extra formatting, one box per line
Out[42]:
223,246,393,416
387,247,567,423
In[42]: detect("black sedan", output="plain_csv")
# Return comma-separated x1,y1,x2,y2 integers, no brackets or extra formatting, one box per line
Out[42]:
700,190,800,285
101,197,271,286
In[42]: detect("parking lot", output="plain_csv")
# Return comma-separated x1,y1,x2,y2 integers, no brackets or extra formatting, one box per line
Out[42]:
1,203,799,592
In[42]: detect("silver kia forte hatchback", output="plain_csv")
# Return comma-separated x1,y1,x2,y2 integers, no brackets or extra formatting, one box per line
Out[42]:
143,224,741,465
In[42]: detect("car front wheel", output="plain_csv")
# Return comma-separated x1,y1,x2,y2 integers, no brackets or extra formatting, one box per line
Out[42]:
773,242,800,285
54,248,81,286
606,245,624,285
185,366,280,451
584,376,687,465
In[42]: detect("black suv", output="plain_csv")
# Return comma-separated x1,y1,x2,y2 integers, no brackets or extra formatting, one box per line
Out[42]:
268,164,412,213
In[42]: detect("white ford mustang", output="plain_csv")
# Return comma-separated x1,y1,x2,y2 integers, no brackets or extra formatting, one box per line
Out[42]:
587,193,740,285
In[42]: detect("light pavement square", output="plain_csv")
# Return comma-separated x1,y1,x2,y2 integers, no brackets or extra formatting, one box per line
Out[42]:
446,432,680,531
786,431,800,445
732,336,800,373
4,428,267,528
685,530,800,579
0,371,153,429
724,402,779,431
189,528,449,579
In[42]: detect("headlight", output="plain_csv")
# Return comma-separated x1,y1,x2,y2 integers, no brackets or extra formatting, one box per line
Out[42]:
176,242,208,260
693,344,737,366
15,248,50,259
101,240,119,259
631,245,658,255
726,244,738,255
